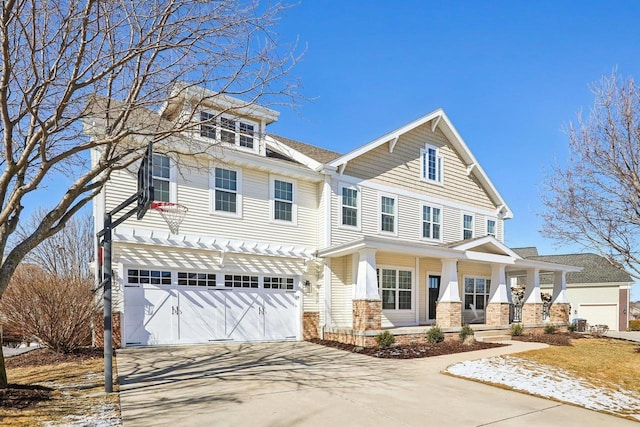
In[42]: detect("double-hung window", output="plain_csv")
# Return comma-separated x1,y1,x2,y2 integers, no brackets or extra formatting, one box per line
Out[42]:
220,117,236,144
271,176,296,224
213,167,240,215
462,213,474,240
487,219,496,237
200,111,217,139
420,144,443,184
152,154,171,202
378,268,413,310
341,185,359,228
380,195,397,234
422,204,442,240
239,122,255,149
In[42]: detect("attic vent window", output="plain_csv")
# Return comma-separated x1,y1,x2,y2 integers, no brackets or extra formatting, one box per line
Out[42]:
420,144,443,184
199,111,256,150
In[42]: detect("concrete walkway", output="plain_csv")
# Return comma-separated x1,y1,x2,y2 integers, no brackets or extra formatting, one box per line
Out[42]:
606,330,640,342
117,341,637,427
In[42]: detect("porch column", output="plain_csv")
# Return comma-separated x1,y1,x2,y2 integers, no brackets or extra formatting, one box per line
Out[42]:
352,248,381,332
550,271,570,323
486,264,511,326
522,268,543,324
436,258,462,328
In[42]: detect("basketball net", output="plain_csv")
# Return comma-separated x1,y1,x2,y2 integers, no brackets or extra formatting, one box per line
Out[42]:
150,202,188,234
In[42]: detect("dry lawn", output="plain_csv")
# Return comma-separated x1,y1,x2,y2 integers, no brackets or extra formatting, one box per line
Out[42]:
0,356,120,426
516,337,640,393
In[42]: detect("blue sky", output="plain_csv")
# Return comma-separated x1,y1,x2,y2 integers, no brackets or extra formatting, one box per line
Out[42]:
266,1,640,299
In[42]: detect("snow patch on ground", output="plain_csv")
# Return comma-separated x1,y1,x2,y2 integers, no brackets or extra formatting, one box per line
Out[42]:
43,402,121,427
446,356,640,421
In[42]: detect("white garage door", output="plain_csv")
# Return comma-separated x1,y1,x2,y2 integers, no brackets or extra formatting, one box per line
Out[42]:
579,304,618,331
123,269,299,347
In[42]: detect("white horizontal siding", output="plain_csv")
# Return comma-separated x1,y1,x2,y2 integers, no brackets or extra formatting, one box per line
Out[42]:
330,255,353,327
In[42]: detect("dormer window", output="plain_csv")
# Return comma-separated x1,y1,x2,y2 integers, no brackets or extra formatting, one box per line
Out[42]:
200,111,257,150
420,144,443,184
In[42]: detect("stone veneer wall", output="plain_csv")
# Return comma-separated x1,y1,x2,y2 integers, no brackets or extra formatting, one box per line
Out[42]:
353,300,382,331
436,301,462,328
303,312,320,340
93,312,122,348
485,303,511,326
522,303,544,325
550,303,570,324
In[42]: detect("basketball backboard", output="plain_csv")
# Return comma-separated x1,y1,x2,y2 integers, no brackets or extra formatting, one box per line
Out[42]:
137,142,155,219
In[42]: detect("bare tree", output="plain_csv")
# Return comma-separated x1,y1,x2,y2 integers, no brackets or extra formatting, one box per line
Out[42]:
15,210,94,280
0,0,300,387
541,72,640,279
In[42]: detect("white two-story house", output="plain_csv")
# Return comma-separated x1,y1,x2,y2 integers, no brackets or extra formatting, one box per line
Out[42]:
89,86,580,347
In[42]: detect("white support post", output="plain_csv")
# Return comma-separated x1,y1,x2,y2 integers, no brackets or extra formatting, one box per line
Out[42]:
524,268,543,304
488,263,511,304
552,270,569,304
354,248,380,300
438,259,460,302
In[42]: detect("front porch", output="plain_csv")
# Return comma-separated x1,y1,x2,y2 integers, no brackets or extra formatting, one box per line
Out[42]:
317,236,580,346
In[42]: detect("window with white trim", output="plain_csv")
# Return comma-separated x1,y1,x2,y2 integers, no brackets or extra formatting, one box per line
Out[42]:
214,167,239,214
377,268,413,310
487,219,496,237
464,277,491,310
380,195,397,234
177,272,216,287
128,269,172,285
225,274,258,288
152,154,171,202
341,185,359,228
271,177,295,223
420,144,443,184
264,276,294,290
462,213,474,240
199,111,256,150
422,204,442,240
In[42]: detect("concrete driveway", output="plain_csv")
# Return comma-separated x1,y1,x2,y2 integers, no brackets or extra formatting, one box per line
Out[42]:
117,341,636,427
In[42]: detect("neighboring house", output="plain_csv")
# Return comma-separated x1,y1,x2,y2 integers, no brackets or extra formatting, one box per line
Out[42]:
512,248,633,331
89,86,581,347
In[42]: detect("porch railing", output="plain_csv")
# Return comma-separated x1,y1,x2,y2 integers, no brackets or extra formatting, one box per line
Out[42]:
510,303,522,323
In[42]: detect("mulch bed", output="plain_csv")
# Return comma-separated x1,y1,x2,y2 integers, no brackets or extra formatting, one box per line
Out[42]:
310,338,506,359
512,332,586,347
1,347,104,410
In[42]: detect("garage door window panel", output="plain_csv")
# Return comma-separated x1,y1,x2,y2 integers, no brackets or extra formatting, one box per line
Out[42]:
225,274,258,288
177,272,216,287
264,276,294,290
128,269,172,285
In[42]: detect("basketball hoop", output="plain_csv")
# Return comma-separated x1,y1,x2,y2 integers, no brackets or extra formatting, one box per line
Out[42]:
151,202,188,234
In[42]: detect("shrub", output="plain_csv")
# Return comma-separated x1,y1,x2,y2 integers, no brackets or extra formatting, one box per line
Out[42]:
567,323,577,333
426,325,445,344
375,331,395,348
0,265,96,353
510,323,524,336
630,319,640,331
459,324,474,341
544,324,557,334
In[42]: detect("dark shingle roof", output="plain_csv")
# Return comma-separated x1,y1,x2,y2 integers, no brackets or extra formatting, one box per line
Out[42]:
524,253,632,284
512,247,539,258
268,134,342,164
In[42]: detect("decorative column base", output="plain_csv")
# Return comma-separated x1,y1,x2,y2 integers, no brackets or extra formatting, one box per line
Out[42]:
486,302,511,326
522,303,544,324
353,300,381,331
550,303,570,324
436,301,462,328
303,312,320,340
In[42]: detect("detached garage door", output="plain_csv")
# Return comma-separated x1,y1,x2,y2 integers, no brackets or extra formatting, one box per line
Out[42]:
123,269,299,347
579,304,618,331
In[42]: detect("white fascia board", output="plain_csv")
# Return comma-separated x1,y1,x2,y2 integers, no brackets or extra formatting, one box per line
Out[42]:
318,236,465,260
327,109,444,168
264,134,325,171
177,83,280,124
450,236,522,259
437,114,513,219
513,258,583,273
464,251,516,265
566,281,632,288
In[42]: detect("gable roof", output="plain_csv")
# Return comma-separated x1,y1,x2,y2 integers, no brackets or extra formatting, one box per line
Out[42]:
520,252,633,284
512,247,540,258
326,109,513,219
446,236,522,258
267,134,341,164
